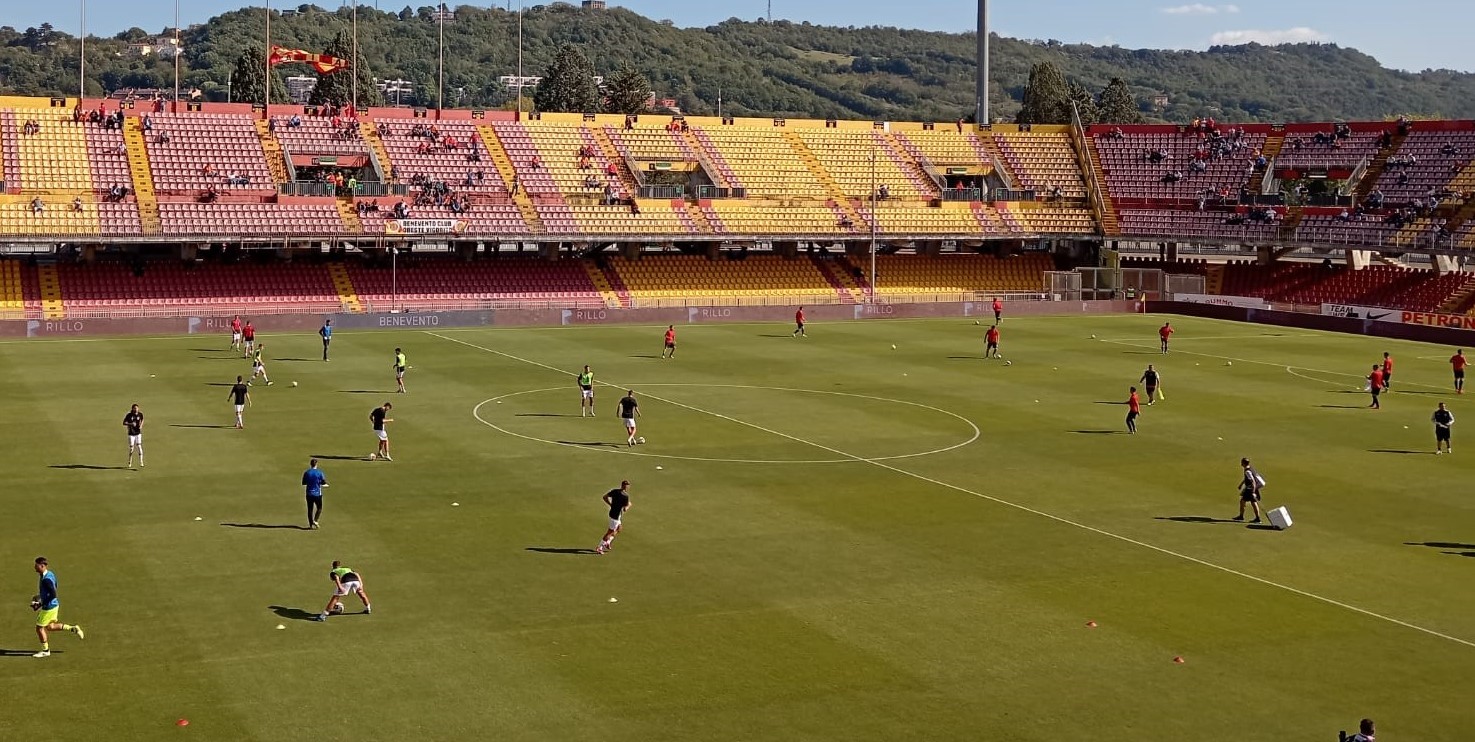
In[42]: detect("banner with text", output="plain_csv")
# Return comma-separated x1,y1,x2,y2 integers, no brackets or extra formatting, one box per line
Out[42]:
1399,311,1475,330
384,219,469,236
1321,304,1404,324
1176,293,1270,310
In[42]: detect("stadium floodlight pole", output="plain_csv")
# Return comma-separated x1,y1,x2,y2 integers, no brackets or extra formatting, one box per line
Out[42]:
264,0,272,108
351,0,358,109
173,0,181,110
516,2,524,118
976,0,988,126
437,3,445,112
869,147,878,303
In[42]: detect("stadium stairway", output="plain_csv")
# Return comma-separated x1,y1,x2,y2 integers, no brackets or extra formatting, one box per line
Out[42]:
335,197,363,234
1438,277,1475,314
681,128,731,189
1441,186,1475,237
1260,130,1285,171
588,127,641,195
326,262,364,313
583,261,629,308
358,120,393,182
1277,206,1304,242
121,117,161,234
36,263,64,319
976,133,1017,189
1082,140,1120,236
682,202,714,233
253,119,289,185
876,132,941,198
782,131,853,204
478,124,543,233
1354,127,1407,201
812,256,866,303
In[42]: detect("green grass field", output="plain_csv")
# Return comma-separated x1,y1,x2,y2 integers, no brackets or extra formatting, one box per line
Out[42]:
1,314,1472,741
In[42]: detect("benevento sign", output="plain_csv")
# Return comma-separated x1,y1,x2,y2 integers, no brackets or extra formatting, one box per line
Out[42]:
1401,311,1475,330
385,219,468,235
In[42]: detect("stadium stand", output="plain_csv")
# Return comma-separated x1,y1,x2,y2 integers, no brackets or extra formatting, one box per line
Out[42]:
159,202,344,235
1118,209,1282,241
609,254,841,302
373,120,504,195
993,129,1088,198
691,126,823,198
1372,127,1475,203
998,205,1097,234
52,260,343,313
1219,262,1472,311
270,115,369,157
859,203,1002,236
793,129,937,199
344,256,604,308
894,129,992,171
356,201,528,235
143,113,274,195
1092,126,1268,200
3,108,98,192
1274,124,1388,170
868,253,1052,296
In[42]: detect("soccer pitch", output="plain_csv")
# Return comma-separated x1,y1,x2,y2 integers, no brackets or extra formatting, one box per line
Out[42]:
1,314,1471,741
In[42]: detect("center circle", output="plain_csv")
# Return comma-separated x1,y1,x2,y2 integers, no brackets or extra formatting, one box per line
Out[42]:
472,383,980,464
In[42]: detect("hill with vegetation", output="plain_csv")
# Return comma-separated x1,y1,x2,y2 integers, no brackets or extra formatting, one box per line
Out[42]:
2,3,1474,123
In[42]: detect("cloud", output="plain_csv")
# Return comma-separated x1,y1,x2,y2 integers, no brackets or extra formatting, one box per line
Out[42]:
1209,27,1328,45
1162,3,1240,14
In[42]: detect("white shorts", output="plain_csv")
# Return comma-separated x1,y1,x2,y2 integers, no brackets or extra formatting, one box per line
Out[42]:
581,388,594,399
234,404,245,413
623,417,637,430
376,430,388,441
608,517,622,531
335,580,363,597
127,434,142,446
253,363,266,374
231,332,242,343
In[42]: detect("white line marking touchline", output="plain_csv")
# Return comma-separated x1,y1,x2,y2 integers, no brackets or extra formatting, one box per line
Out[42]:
429,331,1475,649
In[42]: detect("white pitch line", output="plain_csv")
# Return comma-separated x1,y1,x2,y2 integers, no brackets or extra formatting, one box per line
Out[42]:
430,330,1475,650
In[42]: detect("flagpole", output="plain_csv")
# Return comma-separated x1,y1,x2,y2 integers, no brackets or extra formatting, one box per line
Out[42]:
264,0,271,108
351,0,358,109
173,0,181,109
78,0,86,101
516,1,523,118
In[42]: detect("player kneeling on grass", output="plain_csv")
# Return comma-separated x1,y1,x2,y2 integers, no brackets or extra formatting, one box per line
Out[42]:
596,481,631,554
1233,458,1265,524
317,561,371,621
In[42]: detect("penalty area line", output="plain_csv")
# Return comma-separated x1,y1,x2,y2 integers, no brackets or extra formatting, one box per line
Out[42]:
429,330,1475,650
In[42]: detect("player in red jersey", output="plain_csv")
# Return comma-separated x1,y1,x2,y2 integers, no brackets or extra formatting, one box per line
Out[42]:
1452,349,1468,394
992,297,1003,323
241,320,256,358
1367,364,1384,409
1380,352,1394,390
792,307,807,337
1126,387,1141,434
1158,322,1174,354
985,324,1001,358
229,315,243,352
661,325,676,359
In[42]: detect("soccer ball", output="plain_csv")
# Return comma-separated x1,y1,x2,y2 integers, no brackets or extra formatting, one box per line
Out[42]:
637,437,646,445
291,381,299,387
368,453,378,461
330,604,345,615
1004,360,1013,366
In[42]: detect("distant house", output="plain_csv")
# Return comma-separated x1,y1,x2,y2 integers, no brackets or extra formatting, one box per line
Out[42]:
582,1,608,8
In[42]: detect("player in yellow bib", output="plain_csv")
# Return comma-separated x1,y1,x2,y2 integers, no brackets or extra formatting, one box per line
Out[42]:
578,365,595,417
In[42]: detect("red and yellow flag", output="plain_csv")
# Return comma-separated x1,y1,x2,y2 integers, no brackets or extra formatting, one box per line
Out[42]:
268,45,349,74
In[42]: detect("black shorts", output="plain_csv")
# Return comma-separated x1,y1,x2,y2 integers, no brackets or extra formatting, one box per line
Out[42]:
1437,427,1452,442
1126,411,1139,422
665,342,675,348
1145,385,1158,395
1240,490,1260,503
1382,371,1391,384
986,342,998,350
1456,370,1465,380
1370,387,1380,397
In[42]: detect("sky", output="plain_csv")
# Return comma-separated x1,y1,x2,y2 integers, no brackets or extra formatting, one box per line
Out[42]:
10,0,1472,73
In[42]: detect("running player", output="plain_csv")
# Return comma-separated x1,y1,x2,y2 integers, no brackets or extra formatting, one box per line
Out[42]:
617,390,640,446
319,319,333,362
316,561,371,621
1233,457,1265,523
1367,364,1384,409
241,319,256,358
1381,352,1394,390
370,403,393,461
123,403,144,468
1126,386,1141,434
393,348,407,393
992,296,1003,323
30,557,84,658
578,365,596,417
985,324,1001,358
1159,322,1174,354
1433,402,1455,454
249,344,273,386
1452,349,1467,394
228,375,251,428
1139,365,1162,405
302,458,328,529
595,480,631,554
661,326,677,359
793,307,807,337
230,314,244,352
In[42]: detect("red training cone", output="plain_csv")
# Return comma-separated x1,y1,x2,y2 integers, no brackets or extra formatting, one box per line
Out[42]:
176,719,190,727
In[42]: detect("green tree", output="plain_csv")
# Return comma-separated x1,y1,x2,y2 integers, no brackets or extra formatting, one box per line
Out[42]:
231,46,286,105
309,30,384,107
1015,61,1071,125
533,45,600,113
602,66,651,115
1067,81,1099,125
1098,77,1144,124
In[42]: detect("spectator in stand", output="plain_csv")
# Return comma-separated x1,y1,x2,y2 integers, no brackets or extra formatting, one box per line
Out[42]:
155,130,170,144
393,201,409,219
510,174,520,197
605,161,618,177
288,114,302,128
1108,126,1124,139
71,197,83,213
878,184,890,200
1367,189,1385,209
1190,159,1207,173
1336,208,1351,222
142,114,153,131
584,174,599,189
30,197,43,214
529,155,542,169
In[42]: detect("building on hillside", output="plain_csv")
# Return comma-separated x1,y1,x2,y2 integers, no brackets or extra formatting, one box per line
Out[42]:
285,76,317,104
582,1,608,9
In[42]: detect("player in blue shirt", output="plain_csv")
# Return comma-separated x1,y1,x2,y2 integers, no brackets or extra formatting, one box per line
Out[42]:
319,319,333,362
302,458,329,529
31,557,84,658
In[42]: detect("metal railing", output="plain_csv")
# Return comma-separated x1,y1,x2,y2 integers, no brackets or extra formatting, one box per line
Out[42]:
626,291,1049,309
940,188,984,202
1071,104,1111,232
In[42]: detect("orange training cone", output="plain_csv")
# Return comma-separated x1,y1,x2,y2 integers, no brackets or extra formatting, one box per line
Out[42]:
176,719,190,727
1172,656,1186,664
1085,621,1097,628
